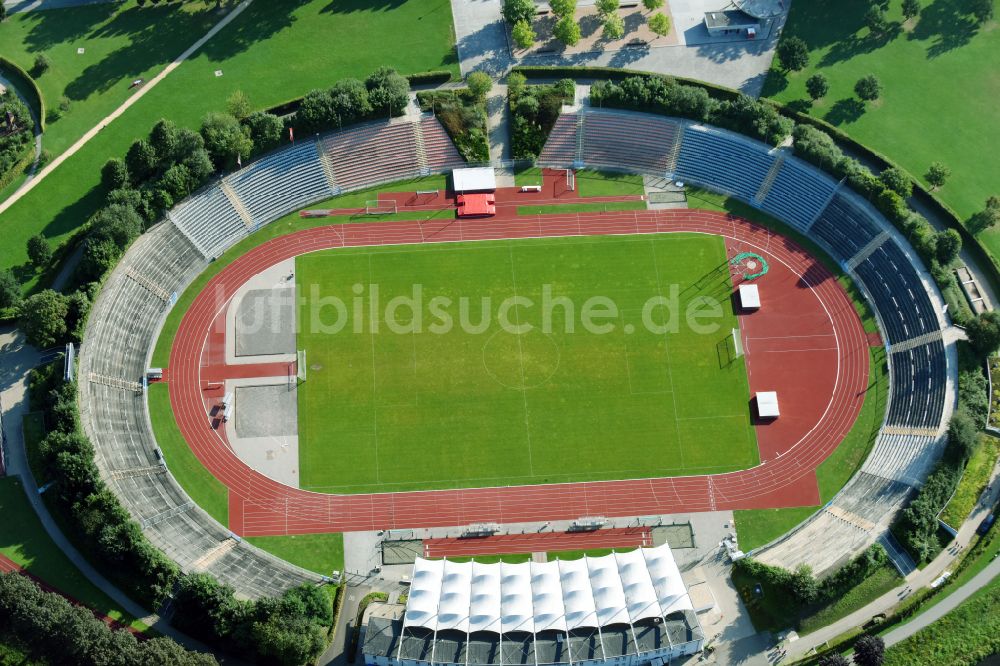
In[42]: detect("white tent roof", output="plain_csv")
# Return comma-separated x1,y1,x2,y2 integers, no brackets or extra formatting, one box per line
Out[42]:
453,167,497,192
757,391,780,417
738,283,760,309
402,544,693,634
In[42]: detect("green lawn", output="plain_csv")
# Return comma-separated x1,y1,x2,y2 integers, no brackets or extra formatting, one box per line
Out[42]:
0,1,222,156
516,201,646,215
940,436,999,528
762,0,1000,255
0,477,145,630
0,0,458,289
798,565,901,634
884,573,1000,666
575,170,645,197
147,383,228,525
296,233,759,493
245,533,344,577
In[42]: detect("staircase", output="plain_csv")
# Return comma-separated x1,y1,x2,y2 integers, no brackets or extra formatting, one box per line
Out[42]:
754,151,786,204
124,266,170,303
574,114,585,165
220,180,254,230
413,121,430,175
88,372,143,394
314,138,340,194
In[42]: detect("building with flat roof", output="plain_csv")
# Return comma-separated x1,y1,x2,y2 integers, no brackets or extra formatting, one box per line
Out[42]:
363,545,704,666
703,10,760,37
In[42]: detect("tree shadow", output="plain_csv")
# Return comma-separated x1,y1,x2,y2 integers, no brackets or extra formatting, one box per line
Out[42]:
760,69,788,98
907,0,981,58
777,0,881,51
823,97,866,126
320,0,408,13
819,22,902,67
785,99,813,114
196,0,307,63
19,2,117,53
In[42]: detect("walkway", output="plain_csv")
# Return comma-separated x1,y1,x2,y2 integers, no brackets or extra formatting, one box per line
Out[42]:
0,0,255,217
0,327,211,653
782,457,1000,660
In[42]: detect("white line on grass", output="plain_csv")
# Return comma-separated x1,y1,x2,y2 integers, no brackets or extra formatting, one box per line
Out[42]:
507,244,535,477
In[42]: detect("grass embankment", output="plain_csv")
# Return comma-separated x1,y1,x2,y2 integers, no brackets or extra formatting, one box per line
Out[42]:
940,435,999,528
762,0,1000,259
0,0,459,289
0,477,146,631
883,574,1000,666
516,201,646,215
296,233,758,493
244,534,344,577
685,188,889,550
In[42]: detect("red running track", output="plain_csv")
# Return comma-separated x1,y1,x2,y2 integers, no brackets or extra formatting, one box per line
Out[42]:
423,528,653,558
167,209,870,536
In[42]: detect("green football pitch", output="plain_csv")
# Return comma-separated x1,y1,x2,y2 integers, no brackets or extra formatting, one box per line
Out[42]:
295,233,759,493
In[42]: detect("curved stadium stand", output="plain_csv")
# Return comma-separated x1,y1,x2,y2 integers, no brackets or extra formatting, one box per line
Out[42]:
535,108,955,575
80,115,464,599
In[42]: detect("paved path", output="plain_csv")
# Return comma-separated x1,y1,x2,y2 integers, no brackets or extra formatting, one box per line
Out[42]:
783,458,1000,660
0,0,255,218
884,553,1000,648
486,83,509,161
0,327,213,654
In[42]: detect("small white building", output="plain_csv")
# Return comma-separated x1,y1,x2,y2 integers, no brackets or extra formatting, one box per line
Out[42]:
756,391,780,419
738,284,760,310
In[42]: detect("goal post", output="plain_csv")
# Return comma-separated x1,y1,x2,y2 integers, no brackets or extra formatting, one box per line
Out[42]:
365,200,397,215
731,328,744,358
297,349,307,383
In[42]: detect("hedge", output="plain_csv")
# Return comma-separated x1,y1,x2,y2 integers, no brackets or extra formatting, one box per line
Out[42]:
405,70,454,86
0,144,35,192
0,57,45,131
512,65,1000,303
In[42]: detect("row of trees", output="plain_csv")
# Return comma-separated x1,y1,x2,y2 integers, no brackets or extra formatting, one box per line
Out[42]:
505,0,670,50
293,67,410,135
0,572,216,666
589,74,793,145
416,73,492,162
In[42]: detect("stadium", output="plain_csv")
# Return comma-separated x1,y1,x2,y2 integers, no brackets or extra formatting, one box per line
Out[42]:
0,1,996,665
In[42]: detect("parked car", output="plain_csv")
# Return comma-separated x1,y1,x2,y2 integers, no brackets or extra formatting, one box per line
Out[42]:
978,513,996,536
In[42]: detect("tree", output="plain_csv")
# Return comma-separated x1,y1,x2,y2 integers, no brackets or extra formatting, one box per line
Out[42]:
865,6,890,35
512,19,536,48
549,0,576,18
933,228,962,265
507,71,527,98
602,12,625,39
26,234,52,268
200,112,253,171
925,161,950,189
295,89,335,133
0,270,20,309
125,138,158,183
242,111,284,154
946,409,979,464
902,0,920,20
789,564,819,605
642,0,664,11
502,0,535,25
0,3,6,21
553,15,582,45
32,54,50,76
855,74,882,101
596,0,619,16
970,195,1000,233
967,310,1000,358
970,0,994,23
365,67,409,116
17,290,69,348
776,36,809,71
648,12,670,37
329,78,372,123
466,71,493,102
149,118,179,163
226,89,252,120
853,634,885,666
879,166,912,197
100,158,129,191
819,655,850,666
805,73,829,101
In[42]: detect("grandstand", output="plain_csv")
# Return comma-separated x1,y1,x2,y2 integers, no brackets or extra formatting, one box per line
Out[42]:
78,107,957,594
535,107,955,574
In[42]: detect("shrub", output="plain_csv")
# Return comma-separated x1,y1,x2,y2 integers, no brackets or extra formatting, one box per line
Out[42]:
365,66,410,116
226,89,252,120
934,228,962,265
125,138,158,183
854,634,885,666
925,161,950,189
100,158,129,191
329,78,372,123
643,0,664,10
242,111,284,155
711,95,793,145
902,0,920,20
792,123,843,172
596,0,619,16
966,310,1000,359
550,0,576,17
865,6,890,35
200,112,253,171
0,269,20,309
602,12,625,39
293,89,334,134
466,71,493,101
776,36,809,71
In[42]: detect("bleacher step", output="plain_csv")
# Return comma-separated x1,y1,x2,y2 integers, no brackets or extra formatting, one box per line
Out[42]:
825,505,876,532
220,180,254,230
88,372,143,394
110,465,166,481
189,538,239,572
124,266,171,303
140,501,195,530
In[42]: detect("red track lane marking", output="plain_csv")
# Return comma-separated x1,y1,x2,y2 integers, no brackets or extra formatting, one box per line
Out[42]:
167,209,870,535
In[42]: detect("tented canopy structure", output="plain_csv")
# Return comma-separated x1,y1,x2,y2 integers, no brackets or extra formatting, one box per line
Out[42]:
403,545,693,635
